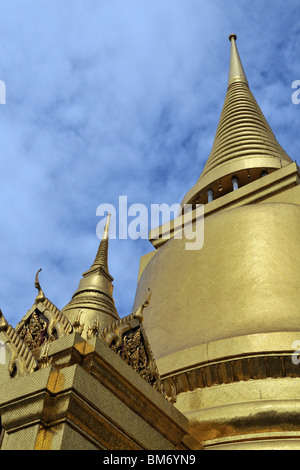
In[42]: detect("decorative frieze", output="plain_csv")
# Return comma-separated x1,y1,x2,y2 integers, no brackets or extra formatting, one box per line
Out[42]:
162,353,300,399
98,290,164,394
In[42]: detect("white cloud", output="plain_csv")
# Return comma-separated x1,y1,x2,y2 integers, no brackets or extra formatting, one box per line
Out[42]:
0,0,299,324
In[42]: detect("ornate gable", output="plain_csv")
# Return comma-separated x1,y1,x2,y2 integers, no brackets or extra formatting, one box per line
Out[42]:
98,290,165,395
15,269,73,351
1,273,166,401
0,310,39,378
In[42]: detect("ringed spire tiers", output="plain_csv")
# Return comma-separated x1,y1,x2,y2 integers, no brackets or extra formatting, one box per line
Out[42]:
181,34,293,208
61,214,119,338
88,213,111,273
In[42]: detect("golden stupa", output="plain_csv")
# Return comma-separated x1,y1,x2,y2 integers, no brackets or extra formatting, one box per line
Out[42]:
0,35,300,451
133,35,300,450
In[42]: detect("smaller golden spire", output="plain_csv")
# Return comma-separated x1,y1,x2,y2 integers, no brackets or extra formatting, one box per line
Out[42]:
228,34,248,87
61,213,119,338
89,213,111,273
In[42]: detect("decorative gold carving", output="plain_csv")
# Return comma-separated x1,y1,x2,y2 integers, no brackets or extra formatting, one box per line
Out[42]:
87,319,100,340
132,288,151,322
39,341,52,369
0,309,8,332
111,326,161,390
169,385,177,404
162,353,300,399
0,309,39,377
18,311,52,349
16,269,73,351
35,268,45,303
17,304,73,350
72,309,85,335
98,290,164,394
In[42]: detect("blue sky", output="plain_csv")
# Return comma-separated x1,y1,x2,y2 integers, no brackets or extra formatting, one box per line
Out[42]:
0,0,299,326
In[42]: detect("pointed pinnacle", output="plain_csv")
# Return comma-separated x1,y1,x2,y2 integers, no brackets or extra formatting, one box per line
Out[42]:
228,34,248,87
90,213,111,272
0,309,8,332
35,268,46,303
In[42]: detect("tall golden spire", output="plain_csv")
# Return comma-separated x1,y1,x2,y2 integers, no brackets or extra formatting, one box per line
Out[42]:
181,34,293,207
88,213,111,273
228,34,248,86
61,214,119,338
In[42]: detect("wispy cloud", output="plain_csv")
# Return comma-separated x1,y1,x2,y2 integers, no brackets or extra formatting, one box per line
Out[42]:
0,0,299,324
